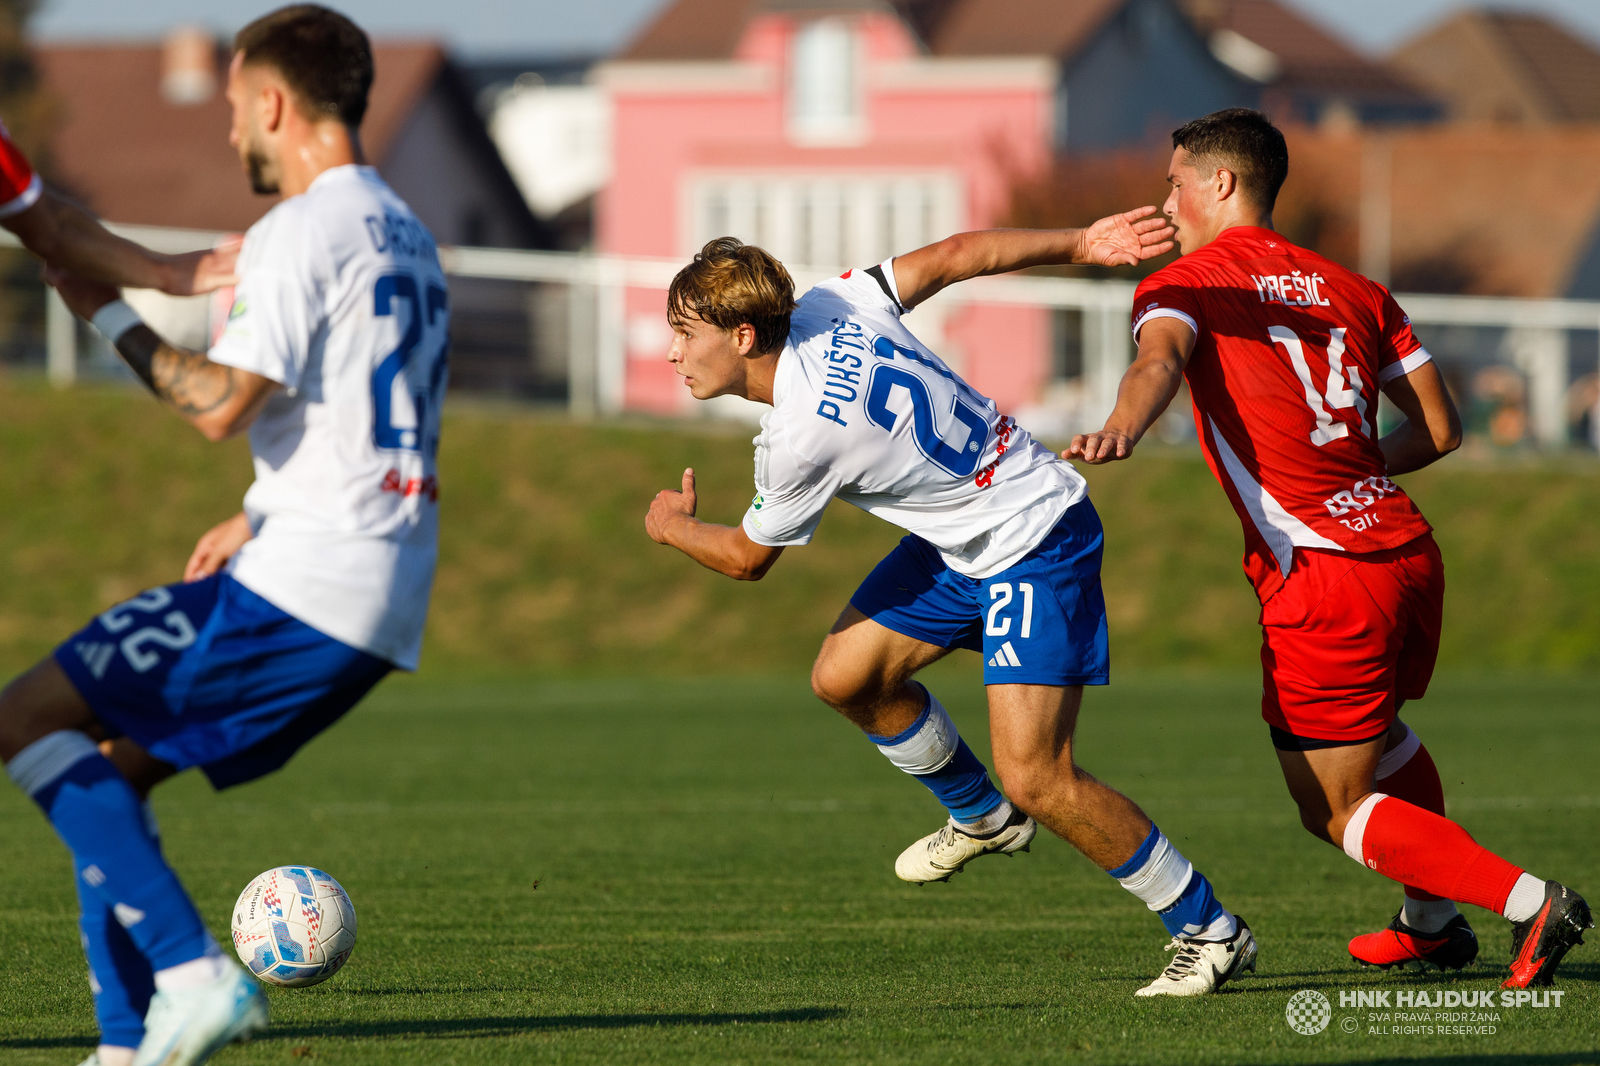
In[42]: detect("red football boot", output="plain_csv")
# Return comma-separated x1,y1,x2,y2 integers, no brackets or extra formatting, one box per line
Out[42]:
1350,911,1478,971
1504,880,1591,989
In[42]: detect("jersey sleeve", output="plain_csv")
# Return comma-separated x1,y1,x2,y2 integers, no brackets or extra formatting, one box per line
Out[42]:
1374,287,1433,386
741,418,844,547
207,218,322,392
1131,268,1203,340
0,121,41,219
814,258,905,318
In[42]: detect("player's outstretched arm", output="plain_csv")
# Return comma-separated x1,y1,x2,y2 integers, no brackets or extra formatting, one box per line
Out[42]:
6,189,239,296
646,468,784,581
48,269,277,441
1064,317,1194,465
1378,361,1462,475
891,208,1175,309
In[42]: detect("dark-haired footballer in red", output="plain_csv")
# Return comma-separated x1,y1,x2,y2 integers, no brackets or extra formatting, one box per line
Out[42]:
1068,108,1589,988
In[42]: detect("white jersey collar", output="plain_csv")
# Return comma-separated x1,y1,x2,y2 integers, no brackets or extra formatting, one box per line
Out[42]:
306,163,379,194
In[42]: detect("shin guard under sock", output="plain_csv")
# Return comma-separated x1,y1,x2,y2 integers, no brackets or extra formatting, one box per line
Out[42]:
8,732,217,974
1109,824,1237,941
1343,793,1524,915
869,687,1005,824
1375,724,1452,910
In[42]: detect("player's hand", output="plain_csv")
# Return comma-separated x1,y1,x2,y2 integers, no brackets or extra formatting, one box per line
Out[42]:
44,265,119,320
645,468,698,544
1063,429,1138,465
185,511,254,582
163,236,242,296
1075,207,1175,267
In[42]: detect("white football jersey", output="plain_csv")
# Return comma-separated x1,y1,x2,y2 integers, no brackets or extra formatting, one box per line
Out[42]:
743,261,1086,578
208,165,448,669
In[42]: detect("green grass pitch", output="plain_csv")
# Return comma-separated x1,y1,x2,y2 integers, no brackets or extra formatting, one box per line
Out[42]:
1,668,1595,1064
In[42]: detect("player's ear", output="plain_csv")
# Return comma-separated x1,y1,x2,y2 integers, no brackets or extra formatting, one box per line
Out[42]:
259,83,286,134
737,322,758,358
1215,167,1238,202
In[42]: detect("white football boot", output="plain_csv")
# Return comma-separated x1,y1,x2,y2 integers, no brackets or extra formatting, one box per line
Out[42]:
133,961,268,1066
895,807,1036,883
1134,918,1258,997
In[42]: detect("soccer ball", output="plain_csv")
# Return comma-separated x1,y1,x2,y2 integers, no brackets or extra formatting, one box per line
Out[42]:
231,866,357,988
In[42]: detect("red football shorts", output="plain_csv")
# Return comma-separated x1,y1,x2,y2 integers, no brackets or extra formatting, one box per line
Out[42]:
1260,534,1443,742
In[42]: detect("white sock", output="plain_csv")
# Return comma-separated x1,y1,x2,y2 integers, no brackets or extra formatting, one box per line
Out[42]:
956,799,1014,836
1189,911,1239,941
96,1047,136,1066
1502,873,1548,923
153,948,227,992
1402,894,1459,934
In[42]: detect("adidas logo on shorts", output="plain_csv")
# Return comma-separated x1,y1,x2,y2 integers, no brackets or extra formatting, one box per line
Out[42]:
987,641,1022,668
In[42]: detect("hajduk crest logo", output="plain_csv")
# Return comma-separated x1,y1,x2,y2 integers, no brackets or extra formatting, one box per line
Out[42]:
1286,989,1332,1035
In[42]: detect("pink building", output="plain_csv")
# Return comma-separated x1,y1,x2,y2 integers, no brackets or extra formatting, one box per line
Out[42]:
595,0,1057,415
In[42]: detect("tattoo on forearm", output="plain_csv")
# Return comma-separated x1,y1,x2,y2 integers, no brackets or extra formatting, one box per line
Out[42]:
115,325,236,417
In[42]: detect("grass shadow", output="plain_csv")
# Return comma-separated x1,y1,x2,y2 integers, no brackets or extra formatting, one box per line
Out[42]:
267,1007,845,1041
1312,1049,1600,1056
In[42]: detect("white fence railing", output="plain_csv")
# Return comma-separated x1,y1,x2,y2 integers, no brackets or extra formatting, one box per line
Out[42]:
8,226,1600,449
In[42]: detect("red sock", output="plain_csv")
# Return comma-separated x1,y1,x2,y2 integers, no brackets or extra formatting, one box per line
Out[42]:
1374,733,1447,902
1347,794,1524,915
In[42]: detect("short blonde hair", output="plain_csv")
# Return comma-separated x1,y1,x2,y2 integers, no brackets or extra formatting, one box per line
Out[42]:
667,237,796,354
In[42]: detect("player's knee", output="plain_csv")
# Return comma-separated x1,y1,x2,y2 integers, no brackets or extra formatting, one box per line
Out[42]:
1292,797,1339,845
992,750,1065,816
809,654,876,712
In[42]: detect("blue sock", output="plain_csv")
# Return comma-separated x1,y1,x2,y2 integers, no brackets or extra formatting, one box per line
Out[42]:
869,687,1005,825
78,852,155,1049
9,732,216,974
1108,824,1236,941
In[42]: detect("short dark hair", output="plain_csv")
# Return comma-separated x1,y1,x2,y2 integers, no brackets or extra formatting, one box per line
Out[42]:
1171,108,1289,211
235,5,373,127
668,238,796,355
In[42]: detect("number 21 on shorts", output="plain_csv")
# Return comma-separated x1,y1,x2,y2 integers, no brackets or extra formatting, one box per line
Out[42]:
986,582,1034,638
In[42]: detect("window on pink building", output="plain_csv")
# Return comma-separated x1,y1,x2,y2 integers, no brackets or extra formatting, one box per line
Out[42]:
789,19,864,145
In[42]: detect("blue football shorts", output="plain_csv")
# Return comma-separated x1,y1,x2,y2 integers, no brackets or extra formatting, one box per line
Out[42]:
850,498,1110,687
54,573,392,790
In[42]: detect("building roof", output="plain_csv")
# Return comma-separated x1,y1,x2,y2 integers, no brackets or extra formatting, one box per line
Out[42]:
619,0,1130,61
1183,0,1424,99
909,0,1126,58
33,41,448,231
1390,9,1600,124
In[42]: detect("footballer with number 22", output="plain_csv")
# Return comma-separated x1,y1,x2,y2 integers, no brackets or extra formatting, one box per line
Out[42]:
0,7,449,1065
648,216,1258,996
1068,107,1590,986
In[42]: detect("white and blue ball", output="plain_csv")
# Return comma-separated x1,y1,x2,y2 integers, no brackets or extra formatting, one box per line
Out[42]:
231,866,357,988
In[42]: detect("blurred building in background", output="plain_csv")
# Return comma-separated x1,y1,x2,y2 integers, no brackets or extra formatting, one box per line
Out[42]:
5,5,1597,450
595,0,1453,420
30,29,572,396
1391,9,1600,126
465,56,608,252
36,30,537,245
599,0,1062,416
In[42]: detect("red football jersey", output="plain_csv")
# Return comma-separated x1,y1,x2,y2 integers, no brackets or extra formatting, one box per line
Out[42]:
0,118,39,219
1133,226,1434,602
